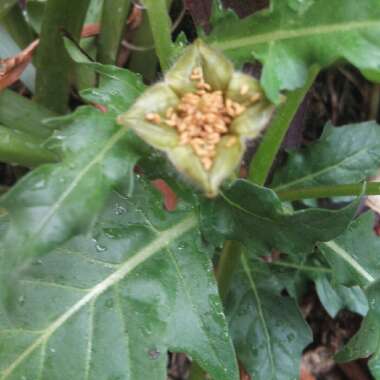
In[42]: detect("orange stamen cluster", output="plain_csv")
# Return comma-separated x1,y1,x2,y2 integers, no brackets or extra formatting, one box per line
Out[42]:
145,68,248,171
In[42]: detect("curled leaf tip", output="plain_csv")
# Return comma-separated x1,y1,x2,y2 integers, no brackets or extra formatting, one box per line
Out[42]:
118,40,275,197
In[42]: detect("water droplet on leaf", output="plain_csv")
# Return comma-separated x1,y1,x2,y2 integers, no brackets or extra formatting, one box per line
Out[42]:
115,205,126,215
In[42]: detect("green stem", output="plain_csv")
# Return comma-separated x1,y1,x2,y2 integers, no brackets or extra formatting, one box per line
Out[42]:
0,125,57,167
143,0,173,70
127,8,157,82
249,66,320,185
98,0,131,65
35,0,90,113
276,182,380,202
0,0,17,19
2,4,34,48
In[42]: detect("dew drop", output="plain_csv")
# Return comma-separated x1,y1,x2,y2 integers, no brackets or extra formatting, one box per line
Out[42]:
96,244,107,252
50,348,56,354
115,205,126,215
18,295,25,305
92,238,107,252
177,242,186,250
34,180,46,190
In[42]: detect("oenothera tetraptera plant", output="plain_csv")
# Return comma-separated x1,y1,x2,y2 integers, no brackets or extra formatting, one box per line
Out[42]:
2,1,380,379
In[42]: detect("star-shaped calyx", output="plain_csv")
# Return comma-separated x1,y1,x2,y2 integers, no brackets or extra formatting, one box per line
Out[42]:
117,40,275,197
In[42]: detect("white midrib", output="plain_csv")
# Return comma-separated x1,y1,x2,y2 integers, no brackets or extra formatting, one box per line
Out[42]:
0,213,197,379
273,147,372,192
212,19,380,51
241,254,276,380
33,127,127,238
322,241,375,283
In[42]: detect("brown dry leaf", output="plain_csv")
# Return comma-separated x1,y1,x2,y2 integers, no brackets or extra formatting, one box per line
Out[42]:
0,39,39,91
127,5,143,30
0,23,101,92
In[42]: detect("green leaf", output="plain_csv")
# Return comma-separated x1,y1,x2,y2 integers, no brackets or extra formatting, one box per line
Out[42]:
315,276,368,318
201,179,357,256
207,0,380,102
0,107,142,271
80,64,145,116
0,125,57,167
319,212,380,287
287,0,314,14
35,0,90,113
25,0,45,33
64,37,146,116
0,89,56,139
0,63,146,271
1,3,34,49
0,178,239,380
272,122,380,191
226,253,312,380
336,280,380,379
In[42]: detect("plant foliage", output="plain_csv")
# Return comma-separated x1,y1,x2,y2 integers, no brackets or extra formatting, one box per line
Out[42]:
2,1,380,379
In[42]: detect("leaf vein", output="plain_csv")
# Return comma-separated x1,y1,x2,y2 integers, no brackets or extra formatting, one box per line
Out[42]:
213,19,380,52
0,213,197,379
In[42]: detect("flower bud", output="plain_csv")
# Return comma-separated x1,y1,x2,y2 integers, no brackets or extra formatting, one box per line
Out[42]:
118,40,275,197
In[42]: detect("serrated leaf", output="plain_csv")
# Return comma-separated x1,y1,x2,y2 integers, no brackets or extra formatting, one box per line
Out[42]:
0,177,239,380
315,276,368,318
207,0,380,102
0,63,146,273
64,37,146,116
80,64,145,116
0,106,142,272
201,179,357,256
0,119,139,273
272,122,380,191
0,54,148,271
319,212,380,288
226,253,312,380
336,280,380,379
